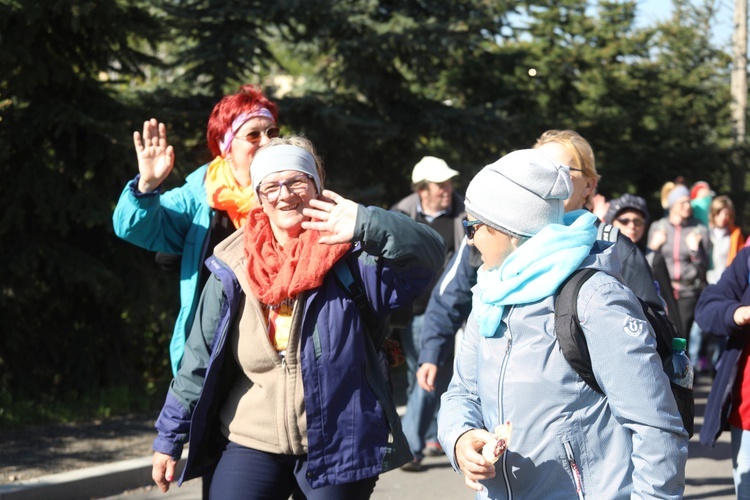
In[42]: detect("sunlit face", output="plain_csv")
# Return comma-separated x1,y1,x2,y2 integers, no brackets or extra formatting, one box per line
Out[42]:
669,196,692,221
611,209,646,244
258,169,318,245
228,116,277,187
419,180,454,215
535,142,596,212
466,217,517,270
713,207,732,229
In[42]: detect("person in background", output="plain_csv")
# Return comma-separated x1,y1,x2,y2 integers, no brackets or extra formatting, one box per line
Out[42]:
390,156,466,471
695,246,750,498
708,195,744,285
604,194,649,251
648,184,711,361
604,194,681,330
113,85,279,377
417,130,669,404
660,181,676,217
437,148,687,498
150,136,446,499
690,180,714,227
591,193,610,221
697,195,746,371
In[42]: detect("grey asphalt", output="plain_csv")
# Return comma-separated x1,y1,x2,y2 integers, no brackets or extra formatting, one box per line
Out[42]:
0,374,735,499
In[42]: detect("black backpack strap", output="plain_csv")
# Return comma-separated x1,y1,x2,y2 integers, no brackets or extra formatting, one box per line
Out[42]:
333,258,387,350
554,268,603,393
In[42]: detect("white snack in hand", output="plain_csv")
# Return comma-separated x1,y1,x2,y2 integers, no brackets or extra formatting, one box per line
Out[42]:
481,422,512,464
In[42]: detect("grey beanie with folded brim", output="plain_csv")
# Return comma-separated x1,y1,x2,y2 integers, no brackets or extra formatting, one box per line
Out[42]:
464,149,573,237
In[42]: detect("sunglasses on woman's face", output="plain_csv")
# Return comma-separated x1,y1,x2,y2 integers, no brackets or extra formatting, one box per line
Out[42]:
235,126,280,144
463,219,485,240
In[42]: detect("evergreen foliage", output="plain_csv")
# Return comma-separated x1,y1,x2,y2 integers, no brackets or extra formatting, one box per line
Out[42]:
0,0,744,422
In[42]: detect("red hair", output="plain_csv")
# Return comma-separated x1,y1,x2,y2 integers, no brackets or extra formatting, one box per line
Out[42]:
206,85,279,157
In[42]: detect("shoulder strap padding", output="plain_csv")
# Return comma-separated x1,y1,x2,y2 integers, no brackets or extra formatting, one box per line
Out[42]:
597,223,619,243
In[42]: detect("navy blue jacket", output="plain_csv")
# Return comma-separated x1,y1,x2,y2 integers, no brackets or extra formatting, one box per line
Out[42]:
153,206,445,487
695,247,750,447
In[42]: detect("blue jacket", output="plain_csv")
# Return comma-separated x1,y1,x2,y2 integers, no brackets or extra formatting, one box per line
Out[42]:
695,247,750,447
153,206,445,488
112,165,212,375
438,241,688,498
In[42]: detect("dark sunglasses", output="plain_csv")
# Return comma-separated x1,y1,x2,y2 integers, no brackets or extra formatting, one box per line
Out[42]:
235,126,280,144
462,219,485,239
616,217,645,227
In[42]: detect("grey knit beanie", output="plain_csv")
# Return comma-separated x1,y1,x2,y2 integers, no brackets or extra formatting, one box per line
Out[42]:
667,185,690,209
464,149,573,237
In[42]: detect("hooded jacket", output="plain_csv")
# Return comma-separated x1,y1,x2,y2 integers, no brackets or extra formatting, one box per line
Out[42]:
152,205,445,488
438,241,688,499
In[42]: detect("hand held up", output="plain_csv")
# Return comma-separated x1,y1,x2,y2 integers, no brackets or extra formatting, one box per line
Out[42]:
134,119,175,193
301,190,357,244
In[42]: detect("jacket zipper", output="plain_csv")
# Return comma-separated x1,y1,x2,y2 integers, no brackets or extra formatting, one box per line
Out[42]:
500,327,512,499
563,440,585,500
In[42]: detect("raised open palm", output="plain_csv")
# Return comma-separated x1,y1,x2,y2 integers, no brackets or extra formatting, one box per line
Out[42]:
134,118,175,193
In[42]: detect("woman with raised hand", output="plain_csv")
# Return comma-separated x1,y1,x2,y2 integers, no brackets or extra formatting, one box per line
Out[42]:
151,136,445,499
113,85,279,376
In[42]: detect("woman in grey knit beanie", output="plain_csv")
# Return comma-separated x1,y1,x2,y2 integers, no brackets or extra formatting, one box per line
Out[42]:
438,147,688,498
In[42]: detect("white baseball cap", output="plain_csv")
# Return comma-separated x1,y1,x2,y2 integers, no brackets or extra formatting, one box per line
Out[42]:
411,156,459,184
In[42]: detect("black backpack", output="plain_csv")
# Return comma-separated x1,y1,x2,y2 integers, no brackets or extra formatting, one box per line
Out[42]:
554,267,695,438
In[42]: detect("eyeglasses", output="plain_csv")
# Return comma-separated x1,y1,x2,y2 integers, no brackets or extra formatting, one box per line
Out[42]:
257,174,313,203
234,126,280,144
615,217,645,227
462,219,485,240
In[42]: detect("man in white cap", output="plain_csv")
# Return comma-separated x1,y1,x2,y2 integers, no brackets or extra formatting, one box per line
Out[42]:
390,155,465,471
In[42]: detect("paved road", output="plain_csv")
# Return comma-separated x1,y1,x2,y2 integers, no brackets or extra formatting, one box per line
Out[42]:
100,374,734,500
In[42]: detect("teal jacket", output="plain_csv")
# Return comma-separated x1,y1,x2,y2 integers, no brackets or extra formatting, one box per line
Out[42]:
112,165,211,375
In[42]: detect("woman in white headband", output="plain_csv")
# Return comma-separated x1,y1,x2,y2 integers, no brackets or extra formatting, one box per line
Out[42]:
150,136,446,499
113,84,280,377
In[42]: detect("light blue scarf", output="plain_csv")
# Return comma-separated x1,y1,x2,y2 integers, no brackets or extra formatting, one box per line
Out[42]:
472,210,598,338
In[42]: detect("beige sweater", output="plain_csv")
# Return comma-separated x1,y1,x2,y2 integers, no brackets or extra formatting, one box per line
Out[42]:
214,230,308,455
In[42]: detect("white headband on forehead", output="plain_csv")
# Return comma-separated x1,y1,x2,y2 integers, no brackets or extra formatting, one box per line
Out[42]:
218,107,275,155
251,145,322,193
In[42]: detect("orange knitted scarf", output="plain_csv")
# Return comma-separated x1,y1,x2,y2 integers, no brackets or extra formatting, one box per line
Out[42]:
204,156,256,229
243,208,352,305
